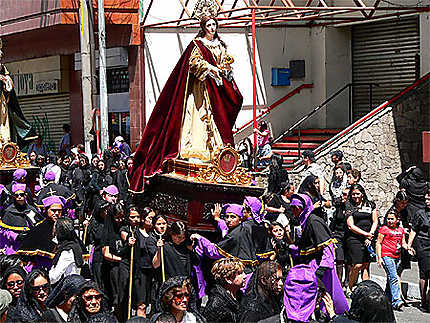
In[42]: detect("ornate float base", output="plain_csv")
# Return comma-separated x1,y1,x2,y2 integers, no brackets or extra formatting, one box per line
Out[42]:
0,141,39,189
132,146,265,231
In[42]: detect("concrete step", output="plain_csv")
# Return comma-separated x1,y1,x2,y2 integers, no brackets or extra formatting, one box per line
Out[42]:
280,135,333,142
272,142,320,150
291,128,342,135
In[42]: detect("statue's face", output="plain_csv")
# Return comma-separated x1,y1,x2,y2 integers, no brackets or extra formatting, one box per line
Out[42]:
205,19,217,38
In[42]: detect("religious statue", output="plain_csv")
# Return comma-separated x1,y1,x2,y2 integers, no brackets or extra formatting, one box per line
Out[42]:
0,39,36,148
130,2,243,192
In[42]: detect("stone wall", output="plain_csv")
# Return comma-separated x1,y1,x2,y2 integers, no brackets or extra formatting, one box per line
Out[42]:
290,76,430,216
291,107,403,216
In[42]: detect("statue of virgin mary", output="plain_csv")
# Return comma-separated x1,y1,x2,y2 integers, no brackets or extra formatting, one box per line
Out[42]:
0,42,36,147
130,13,243,192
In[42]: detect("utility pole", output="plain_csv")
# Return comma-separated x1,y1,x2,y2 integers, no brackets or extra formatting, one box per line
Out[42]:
98,0,109,151
79,0,94,154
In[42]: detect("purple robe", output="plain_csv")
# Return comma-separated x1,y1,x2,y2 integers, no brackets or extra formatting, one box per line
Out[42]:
289,194,349,315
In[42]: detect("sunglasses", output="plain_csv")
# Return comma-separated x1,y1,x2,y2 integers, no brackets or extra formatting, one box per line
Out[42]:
82,294,102,302
6,280,24,288
31,283,49,293
49,208,62,213
174,292,190,300
14,193,25,198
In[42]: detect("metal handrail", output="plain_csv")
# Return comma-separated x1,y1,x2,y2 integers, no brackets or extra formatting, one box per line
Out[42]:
233,83,313,135
273,82,379,144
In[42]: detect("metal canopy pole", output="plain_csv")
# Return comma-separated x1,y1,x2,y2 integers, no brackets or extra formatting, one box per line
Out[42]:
98,0,109,151
252,9,257,167
79,0,93,154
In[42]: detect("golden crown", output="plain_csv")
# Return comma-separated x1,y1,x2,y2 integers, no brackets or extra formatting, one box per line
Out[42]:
192,0,219,21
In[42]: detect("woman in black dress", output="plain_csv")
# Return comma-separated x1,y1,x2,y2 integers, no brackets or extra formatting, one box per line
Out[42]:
152,221,199,283
407,189,430,310
329,187,350,284
345,184,378,295
101,203,125,311
134,207,155,316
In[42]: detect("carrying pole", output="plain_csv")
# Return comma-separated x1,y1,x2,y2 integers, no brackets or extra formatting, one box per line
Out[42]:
127,229,135,320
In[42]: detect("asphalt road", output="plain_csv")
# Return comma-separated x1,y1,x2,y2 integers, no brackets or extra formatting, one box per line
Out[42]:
368,262,429,322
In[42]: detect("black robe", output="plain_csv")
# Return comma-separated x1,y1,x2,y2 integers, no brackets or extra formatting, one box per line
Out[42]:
203,284,241,323
2,202,41,228
216,222,273,273
36,182,75,207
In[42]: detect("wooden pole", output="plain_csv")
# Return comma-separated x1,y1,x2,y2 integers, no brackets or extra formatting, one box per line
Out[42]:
252,9,257,168
127,229,135,320
161,244,166,283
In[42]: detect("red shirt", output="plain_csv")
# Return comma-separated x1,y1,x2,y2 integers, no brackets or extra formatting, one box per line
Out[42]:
379,225,405,258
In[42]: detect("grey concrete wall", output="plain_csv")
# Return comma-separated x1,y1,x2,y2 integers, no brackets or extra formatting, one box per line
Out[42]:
291,107,403,216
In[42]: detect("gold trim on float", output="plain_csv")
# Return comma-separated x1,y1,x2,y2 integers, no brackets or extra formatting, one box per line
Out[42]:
0,141,31,169
195,145,253,185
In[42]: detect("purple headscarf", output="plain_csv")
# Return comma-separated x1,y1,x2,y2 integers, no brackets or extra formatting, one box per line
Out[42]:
224,203,243,218
11,183,26,193
243,196,266,223
13,169,27,181
103,185,119,195
45,171,56,181
42,195,65,208
284,264,318,322
290,193,314,229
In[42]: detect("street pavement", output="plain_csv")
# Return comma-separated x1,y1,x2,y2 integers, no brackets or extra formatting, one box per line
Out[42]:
368,262,429,322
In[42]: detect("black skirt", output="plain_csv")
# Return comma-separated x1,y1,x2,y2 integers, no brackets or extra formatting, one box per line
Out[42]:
345,236,370,264
415,237,430,278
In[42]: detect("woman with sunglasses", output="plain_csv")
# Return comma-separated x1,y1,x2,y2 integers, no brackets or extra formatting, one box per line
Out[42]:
152,276,205,323
0,183,42,255
6,269,51,322
1,266,27,310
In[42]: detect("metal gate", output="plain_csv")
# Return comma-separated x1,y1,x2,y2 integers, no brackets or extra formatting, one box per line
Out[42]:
352,16,420,120
18,94,70,153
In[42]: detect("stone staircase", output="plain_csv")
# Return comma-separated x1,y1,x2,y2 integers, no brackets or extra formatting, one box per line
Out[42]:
272,128,342,170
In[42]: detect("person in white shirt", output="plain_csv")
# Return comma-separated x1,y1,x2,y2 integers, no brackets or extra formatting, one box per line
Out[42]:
49,218,86,285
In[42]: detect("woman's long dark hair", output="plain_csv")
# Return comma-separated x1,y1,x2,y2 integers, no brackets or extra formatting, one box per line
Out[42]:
196,16,226,48
53,218,85,268
298,175,320,198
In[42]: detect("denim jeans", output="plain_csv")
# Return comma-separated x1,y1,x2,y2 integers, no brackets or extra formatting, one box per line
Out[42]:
382,256,402,307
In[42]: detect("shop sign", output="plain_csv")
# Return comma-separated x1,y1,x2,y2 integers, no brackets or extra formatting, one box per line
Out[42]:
6,56,64,96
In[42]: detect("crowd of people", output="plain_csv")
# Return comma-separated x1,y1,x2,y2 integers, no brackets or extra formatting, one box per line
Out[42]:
0,138,429,323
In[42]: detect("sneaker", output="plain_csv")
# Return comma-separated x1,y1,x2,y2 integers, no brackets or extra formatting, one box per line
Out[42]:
394,302,404,311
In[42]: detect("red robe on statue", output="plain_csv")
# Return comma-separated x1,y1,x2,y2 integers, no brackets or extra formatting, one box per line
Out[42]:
130,39,243,192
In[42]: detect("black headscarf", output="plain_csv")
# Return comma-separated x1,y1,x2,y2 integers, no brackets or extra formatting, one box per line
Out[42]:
347,280,395,323
1,265,27,306
6,268,51,322
152,276,205,323
67,281,116,323
1,265,27,289
45,274,86,308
